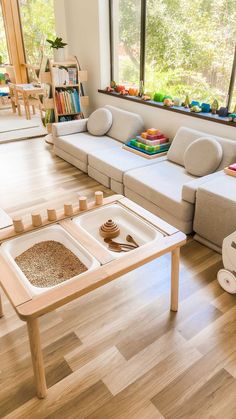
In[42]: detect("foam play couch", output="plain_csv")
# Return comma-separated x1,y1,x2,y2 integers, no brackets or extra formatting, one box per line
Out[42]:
52,105,236,234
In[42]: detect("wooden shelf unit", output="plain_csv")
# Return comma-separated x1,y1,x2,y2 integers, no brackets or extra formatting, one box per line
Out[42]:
40,57,89,131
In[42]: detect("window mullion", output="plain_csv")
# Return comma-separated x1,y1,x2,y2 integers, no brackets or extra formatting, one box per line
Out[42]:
226,44,236,110
140,0,146,84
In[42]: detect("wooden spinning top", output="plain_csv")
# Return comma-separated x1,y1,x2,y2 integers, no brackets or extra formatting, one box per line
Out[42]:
99,219,120,239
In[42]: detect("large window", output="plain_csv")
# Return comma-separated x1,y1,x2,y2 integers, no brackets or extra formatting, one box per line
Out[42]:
110,0,236,109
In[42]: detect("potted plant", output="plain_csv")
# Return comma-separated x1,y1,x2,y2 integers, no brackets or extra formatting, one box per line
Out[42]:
46,37,67,62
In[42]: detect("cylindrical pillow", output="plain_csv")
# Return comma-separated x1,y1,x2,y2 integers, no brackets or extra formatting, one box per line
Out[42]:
87,108,112,136
184,137,223,176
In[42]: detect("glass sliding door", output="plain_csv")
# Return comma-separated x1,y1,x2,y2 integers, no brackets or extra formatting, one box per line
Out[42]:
0,2,9,66
19,0,56,67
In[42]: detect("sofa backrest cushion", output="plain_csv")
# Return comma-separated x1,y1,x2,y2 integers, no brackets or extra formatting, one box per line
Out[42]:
52,118,88,137
167,126,236,170
87,108,112,136
184,137,223,176
105,105,144,143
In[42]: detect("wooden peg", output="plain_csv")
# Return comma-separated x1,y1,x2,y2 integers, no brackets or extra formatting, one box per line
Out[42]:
95,191,103,205
13,217,24,233
31,212,42,227
79,196,88,211
64,203,73,217
47,208,57,222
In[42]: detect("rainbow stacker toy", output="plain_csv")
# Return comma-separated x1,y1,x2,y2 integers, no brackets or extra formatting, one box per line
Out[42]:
125,128,170,157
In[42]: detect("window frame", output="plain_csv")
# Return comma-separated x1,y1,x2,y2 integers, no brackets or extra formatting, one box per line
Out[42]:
109,0,236,110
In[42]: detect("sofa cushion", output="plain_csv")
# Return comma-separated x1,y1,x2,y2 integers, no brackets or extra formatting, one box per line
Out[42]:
184,137,223,176
167,127,236,170
88,147,165,182
182,171,224,204
193,174,236,247
54,132,121,163
87,108,112,136
105,105,144,143
52,118,88,137
124,160,196,221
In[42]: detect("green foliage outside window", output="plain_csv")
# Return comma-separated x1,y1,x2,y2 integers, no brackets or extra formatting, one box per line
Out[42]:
115,0,236,107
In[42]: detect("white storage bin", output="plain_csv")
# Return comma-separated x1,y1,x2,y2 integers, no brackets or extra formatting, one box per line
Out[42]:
0,225,100,296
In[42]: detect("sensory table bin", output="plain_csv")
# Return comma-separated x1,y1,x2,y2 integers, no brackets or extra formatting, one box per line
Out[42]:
0,193,186,399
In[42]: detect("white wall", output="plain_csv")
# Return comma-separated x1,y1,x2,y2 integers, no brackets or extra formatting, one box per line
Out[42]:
53,0,68,57
59,0,236,139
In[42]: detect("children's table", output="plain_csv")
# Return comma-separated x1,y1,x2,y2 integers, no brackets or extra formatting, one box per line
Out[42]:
0,194,186,398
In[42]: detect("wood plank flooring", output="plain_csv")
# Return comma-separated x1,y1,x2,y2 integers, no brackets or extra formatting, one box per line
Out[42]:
1,137,236,418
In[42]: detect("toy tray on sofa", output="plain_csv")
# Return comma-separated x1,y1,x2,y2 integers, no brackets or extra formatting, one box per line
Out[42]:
126,141,170,155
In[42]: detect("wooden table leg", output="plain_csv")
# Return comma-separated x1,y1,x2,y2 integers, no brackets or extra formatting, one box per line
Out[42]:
171,247,180,312
27,318,47,398
0,291,4,318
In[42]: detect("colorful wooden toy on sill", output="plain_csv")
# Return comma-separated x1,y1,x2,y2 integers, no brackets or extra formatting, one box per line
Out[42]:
229,113,236,122
153,92,165,102
141,94,151,101
190,100,201,108
190,106,202,113
163,97,174,107
201,103,211,113
115,84,126,93
183,95,190,108
173,97,182,106
211,99,219,114
120,89,129,96
218,107,228,117
106,86,114,93
129,87,139,96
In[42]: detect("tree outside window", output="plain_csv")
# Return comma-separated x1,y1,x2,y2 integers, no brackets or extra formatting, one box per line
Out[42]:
111,0,236,108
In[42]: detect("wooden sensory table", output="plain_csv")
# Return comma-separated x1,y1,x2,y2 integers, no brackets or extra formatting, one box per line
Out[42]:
0,194,186,399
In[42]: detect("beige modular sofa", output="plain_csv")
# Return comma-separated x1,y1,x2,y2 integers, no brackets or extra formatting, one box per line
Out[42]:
53,105,165,189
124,127,236,233
193,172,236,252
52,106,236,235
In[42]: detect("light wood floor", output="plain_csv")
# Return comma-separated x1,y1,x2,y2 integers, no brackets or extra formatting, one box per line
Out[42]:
1,138,236,419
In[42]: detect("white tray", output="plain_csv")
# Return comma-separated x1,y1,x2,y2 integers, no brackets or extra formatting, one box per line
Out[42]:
73,203,164,257
0,225,100,296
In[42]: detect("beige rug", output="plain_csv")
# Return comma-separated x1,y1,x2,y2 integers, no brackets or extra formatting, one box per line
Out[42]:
0,109,46,143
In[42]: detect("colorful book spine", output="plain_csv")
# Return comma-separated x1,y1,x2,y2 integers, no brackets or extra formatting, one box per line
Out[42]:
73,89,81,112
68,68,77,85
55,88,81,115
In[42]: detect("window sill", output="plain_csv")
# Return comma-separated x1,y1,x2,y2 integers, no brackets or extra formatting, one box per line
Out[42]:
98,89,236,128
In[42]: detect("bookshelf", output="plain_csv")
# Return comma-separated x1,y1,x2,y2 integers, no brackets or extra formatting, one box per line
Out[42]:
39,56,89,142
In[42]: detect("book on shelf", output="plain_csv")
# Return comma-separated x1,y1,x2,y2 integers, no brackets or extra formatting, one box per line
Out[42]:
58,114,83,122
52,66,77,86
55,88,81,115
44,109,55,125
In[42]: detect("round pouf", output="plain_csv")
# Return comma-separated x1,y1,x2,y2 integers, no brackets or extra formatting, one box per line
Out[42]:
99,219,120,239
217,269,236,294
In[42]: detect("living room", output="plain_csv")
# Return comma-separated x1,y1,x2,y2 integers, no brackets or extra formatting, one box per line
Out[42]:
0,0,236,417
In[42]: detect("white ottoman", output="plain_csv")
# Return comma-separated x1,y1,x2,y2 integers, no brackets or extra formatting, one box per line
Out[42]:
193,172,236,252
